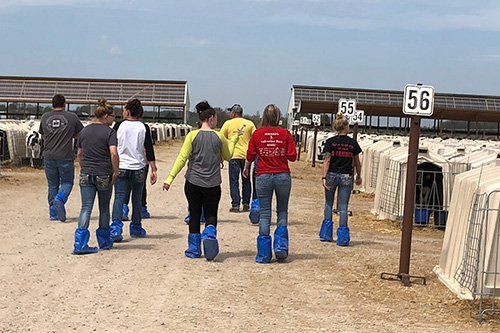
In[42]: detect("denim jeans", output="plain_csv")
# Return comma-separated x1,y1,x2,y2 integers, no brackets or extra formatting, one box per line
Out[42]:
324,172,354,227
255,173,292,236
44,159,75,205
112,167,147,225
229,159,251,207
77,173,113,229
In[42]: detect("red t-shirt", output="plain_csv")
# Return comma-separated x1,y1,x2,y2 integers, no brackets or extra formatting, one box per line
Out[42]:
247,127,297,176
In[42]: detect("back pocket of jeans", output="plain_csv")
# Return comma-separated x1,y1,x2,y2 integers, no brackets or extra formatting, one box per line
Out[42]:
96,175,111,190
79,174,90,186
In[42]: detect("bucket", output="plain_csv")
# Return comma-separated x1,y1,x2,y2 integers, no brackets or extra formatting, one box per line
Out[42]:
414,209,430,225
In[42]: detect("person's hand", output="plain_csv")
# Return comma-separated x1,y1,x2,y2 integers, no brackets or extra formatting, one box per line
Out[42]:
162,183,170,191
355,176,362,186
150,171,157,185
322,178,331,190
111,172,119,185
242,167,249,178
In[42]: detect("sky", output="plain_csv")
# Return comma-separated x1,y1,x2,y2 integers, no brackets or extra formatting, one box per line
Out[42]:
1,0,500,116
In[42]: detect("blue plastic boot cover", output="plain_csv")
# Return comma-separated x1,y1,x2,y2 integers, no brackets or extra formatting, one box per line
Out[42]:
249,198,260,225
256,235,272,263
336,226,350,246
130,222,147,238
184,206,190,223
49,205,58,220
122,204,129,221
141,206,151,219
53,192,68,222
72,228,98,255
110,219,124,242
185,233,202,258
201,225,219,261
96,228,113,250
273,226,289,260
200,206,206,223
319,219,334,242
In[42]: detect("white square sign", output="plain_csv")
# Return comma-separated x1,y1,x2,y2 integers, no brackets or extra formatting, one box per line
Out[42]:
403,84,435,116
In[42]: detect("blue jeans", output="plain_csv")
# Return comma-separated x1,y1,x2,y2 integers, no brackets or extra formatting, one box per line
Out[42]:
44,159,74,206
77,173,113,229
255,173,292,236
324,172,354,227
112,167,147,225
229,159,251,207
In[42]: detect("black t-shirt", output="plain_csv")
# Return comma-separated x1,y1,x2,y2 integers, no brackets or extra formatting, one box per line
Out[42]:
322,135,362,175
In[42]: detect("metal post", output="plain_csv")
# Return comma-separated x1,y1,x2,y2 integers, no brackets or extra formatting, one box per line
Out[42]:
381,116,426,286
312,125,318,167
353,123,359,141
303,128,308,152
297,128,304,161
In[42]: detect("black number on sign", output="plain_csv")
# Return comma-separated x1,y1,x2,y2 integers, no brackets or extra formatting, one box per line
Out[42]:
407,89,418,110
420,90,430,110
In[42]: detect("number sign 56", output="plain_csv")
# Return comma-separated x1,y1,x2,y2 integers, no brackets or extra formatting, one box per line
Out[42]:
403,85,434,116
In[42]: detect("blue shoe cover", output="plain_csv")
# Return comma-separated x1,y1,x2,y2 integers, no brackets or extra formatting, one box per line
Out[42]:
256,235,272,263
319,219,334,242
273,226,289,260
185,206,205,224
110,219,124,242
185,233,202,258
96,228,113,250
249,198,260,225
184,206,190,224
122,204,129,221
49,205,58,220
202,225,219,261
72,228,98,255
130,222,147,238
336,226,350,246
53,192,68,222
141,206,151,219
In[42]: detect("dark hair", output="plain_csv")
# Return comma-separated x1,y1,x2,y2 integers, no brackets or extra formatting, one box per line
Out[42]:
195,100,216,122
260,104,281,127
125,98,144,118
95,98,114,119
52,94,65,108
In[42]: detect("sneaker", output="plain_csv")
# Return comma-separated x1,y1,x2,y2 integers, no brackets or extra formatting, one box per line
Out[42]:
242,204,250,212
229,206,240,212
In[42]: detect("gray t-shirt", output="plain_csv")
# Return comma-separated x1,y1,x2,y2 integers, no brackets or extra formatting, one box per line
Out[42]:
39,110,84,160
76,123,117,175
185,130,223,188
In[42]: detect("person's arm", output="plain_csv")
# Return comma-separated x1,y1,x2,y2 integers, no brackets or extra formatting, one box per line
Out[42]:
220,132,239,161
322,152,331,190
162,131,194,190
149,161,158,185
286,131,297,162
144,124,156,163
76,148,82,167
353,155,362,185
243,160,251,178
109,145,120,185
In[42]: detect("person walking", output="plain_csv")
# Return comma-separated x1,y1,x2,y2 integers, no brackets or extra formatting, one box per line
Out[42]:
109,99,157,242
72,98,119,254
163,101,240,261
39,94,84,222
319,112,362,246
220,104,256,212
243,104,297,263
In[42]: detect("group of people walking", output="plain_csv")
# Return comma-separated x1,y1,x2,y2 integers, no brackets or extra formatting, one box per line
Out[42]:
39,94,362,263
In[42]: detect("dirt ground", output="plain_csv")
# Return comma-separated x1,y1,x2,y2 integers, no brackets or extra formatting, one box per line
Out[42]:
1,140,499,332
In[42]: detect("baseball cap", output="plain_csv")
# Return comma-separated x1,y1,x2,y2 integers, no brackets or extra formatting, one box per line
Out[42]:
228,104,243,114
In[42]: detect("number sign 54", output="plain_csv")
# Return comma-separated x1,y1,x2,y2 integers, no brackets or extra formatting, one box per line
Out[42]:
403,84,435,116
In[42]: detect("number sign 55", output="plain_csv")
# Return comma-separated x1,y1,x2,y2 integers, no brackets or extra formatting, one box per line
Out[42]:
338,98,356,117
403,84,434,116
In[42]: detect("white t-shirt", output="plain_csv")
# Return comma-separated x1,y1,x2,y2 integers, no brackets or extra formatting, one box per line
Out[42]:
115,120,148,170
